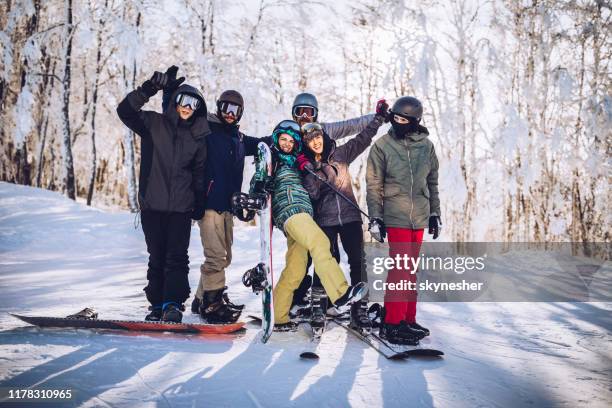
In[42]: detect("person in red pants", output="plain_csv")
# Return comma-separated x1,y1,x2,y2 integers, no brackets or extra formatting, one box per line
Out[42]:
366,96,441,345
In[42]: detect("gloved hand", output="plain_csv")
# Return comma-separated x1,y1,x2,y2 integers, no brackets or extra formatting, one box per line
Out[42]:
296,153,314,172
141,71,168,97
191,194,206,221
164,65,185,94
428,215,442,240
375,99,390,122
368,218,386,242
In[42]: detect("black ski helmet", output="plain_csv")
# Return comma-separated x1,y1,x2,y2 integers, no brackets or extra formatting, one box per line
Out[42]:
217,90,244,123
390,96,423,122
292,92,319,121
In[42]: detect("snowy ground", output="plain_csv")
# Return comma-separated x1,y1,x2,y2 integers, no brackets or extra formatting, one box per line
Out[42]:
0,182,610,408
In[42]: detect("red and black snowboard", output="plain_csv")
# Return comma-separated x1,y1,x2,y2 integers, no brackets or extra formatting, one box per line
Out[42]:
12,311,245,335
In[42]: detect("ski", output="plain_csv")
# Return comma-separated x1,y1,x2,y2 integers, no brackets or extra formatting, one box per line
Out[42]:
12,313,245,335
299,324,326,360
332,318,407,360
370,330,444,358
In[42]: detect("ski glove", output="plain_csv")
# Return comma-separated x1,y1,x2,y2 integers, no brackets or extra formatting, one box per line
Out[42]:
164,65,185,94
428,215,442,240
191,203,205,221
368,218,386,242
296,153,314,172
376,99,390,122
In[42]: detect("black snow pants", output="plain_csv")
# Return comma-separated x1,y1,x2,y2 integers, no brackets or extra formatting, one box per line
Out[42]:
141,210,192,306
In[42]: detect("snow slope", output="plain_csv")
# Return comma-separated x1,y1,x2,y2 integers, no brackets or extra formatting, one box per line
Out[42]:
0,182,610,407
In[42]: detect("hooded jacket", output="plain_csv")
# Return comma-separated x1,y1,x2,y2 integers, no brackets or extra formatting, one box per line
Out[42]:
366,126,440,229
116,83,209,213
302,115,384,227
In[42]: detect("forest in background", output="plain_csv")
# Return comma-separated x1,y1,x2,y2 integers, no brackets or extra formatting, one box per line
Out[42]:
1,0,610,243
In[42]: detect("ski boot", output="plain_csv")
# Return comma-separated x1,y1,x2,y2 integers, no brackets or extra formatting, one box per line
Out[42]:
222,286,245,312
289,275,312,319
310,287,328,333
379,321,421,345
191,297,202,314
407,321,430,337
274,321,299,332
162,303,182,323
145,305,162,321
199,289,241,323
333,282,368,313
367,303,383,328
350,300,372,334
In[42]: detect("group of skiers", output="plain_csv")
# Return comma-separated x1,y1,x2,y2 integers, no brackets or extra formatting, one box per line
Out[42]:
116,65,441,345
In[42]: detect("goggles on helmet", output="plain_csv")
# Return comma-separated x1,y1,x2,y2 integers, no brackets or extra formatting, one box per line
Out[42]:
301,122,323,141
219,101,242,117
292,105,317,119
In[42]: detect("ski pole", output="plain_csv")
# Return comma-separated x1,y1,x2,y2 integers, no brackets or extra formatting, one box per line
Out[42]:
304,166,371,220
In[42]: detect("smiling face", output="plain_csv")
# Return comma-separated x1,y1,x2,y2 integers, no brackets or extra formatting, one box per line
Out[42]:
177,105,194,120
222,112,236,124
278,133,296,153
306,134,324,155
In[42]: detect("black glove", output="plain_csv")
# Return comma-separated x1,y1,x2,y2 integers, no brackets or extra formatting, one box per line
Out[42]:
428,215,442,240
142,71,168,97
191,194,206,221
368,218,386,242
376,99,390,123
164,65,185,94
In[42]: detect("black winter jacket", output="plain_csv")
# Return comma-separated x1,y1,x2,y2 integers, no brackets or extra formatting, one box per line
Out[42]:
116,84,209,213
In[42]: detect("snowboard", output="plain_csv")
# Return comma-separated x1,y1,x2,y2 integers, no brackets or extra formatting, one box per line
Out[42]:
12,313,245,335
243,142,274,343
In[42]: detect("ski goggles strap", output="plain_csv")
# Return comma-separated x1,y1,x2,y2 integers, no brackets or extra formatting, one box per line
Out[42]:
175,93,201,110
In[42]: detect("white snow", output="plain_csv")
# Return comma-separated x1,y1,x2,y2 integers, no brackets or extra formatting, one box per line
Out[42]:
0,182,610,407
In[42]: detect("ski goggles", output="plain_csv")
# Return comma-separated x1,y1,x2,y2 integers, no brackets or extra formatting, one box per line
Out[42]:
175,93,201,111
301,122,323,141
292,105,317,119
219,101,242,117
275,119,302,135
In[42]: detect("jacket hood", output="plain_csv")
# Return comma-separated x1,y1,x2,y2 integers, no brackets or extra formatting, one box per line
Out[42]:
304,130,335,162
165,84,208,118
165,84,210,138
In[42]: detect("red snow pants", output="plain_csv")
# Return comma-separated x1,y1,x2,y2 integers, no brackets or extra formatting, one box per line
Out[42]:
383,227,424,324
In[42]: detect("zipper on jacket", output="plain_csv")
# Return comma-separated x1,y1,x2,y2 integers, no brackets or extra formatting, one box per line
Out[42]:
406,140,415,229
336,195,343,226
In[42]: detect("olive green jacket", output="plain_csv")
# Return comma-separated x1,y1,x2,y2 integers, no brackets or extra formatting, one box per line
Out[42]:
366,127,440,229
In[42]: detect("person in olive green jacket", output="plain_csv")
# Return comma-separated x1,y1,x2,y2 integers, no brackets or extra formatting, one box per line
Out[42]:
366,96,441,345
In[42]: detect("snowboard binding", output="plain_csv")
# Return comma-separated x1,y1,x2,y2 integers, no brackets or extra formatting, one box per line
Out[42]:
242,263,269,293
231,192,267,222
66,307,98,320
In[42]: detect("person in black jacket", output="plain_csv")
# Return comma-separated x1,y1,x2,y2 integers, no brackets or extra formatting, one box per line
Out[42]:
117,70,209,323
161,71,261,323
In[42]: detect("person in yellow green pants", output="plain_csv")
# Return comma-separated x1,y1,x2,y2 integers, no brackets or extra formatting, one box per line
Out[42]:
259,120,368,331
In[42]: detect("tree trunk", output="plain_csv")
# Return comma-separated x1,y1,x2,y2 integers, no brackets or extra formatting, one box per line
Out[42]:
61,0,76,200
